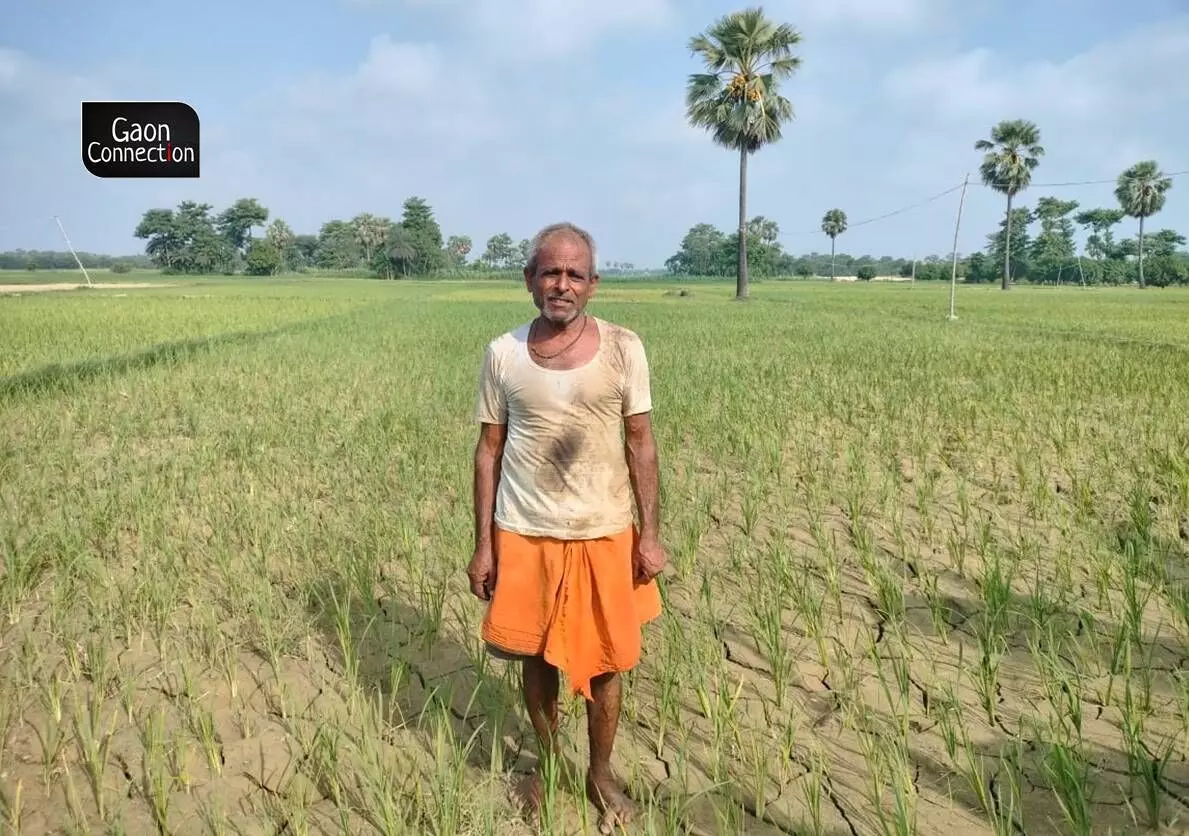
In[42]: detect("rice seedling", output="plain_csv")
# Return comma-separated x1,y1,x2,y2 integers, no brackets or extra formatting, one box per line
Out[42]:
1040,736,1095,836
70,687,117,822
800,741,828,836
745,540,796,708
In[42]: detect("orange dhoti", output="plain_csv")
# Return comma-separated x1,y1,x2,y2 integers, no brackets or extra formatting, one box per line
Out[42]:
481,525,663,701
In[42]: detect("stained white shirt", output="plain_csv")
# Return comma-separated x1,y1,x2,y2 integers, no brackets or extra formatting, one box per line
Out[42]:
475,317,652,540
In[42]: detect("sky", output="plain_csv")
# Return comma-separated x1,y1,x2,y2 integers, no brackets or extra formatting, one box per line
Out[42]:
1,0,1188,268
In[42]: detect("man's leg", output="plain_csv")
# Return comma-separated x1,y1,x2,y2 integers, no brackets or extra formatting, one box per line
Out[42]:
517,654,559,813
586,671,635,830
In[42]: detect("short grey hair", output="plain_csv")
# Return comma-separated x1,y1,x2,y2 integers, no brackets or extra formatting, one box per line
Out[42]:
524,222,599,277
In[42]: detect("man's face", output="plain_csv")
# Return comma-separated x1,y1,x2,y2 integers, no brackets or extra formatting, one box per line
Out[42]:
524,234,599,325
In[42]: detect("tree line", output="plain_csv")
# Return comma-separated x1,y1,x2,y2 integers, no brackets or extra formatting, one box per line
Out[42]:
126,195,534,278
6,185,1186,286
2,195,639,278
664,201,1189,286
680,7,1184,294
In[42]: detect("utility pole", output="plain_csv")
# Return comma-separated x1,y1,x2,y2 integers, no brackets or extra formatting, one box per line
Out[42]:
948,173,969,321
54,215,93,287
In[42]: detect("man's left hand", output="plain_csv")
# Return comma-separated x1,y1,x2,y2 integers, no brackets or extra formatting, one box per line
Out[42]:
633,532,668,584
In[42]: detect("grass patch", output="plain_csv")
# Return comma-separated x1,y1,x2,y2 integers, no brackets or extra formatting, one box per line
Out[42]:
2,277,1189,833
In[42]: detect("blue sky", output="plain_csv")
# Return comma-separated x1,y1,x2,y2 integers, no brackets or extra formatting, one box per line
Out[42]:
2,0,1187,268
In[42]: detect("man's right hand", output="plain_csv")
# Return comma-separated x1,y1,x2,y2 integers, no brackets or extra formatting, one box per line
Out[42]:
466,544,497,601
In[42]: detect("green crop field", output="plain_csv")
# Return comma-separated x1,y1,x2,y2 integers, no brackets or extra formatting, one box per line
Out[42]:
2,276,1189,834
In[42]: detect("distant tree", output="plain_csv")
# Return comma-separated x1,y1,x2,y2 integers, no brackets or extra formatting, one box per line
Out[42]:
820,209,847,279
518,238,532,267
856,264,875,281
134,208,181,271
742,216,784,275
1115,160,1173,288
975,119,1044,290
686,7,802,300
135,201,234,274
245,239,282,275
292,234,319,268
481,233,516,269
400,197,446,274
1030,197,1079,283
265,219,296,273
374,223,416,279
315,220,362,269
1,249,151,270
215,198,269,256
445,235,472,269
966,251,996,284
1146,229,1186,258
1143,254,1189,287
748,216,779,245
986,206,1034,283
351,214,387,266
665,223,729,275
1074,207,1126,264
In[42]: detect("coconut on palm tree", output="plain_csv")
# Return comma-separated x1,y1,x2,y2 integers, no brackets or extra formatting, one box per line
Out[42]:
975,119,1044,290
1114,160,1173,289
820,209,847,280
686,7,802,300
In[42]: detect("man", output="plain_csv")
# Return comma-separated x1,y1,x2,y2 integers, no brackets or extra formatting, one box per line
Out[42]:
466,221,666,833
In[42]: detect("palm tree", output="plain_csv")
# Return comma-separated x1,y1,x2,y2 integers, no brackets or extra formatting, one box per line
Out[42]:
975,119,1044,290
1114,160,1173,289
686,7,802,300
820,209,847,279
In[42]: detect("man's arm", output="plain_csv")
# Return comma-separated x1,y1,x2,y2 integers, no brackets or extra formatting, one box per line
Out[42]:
473,422,507,551
624,412,660,541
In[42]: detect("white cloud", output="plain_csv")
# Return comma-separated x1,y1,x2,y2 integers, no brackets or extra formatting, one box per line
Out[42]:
884,18,1189,129
0,48,20,87
880,15,1189,187
354,39,443,98
280,35,504,148
0,47,111,122
492,0,673,39
770,0,956,32
372,0,675,59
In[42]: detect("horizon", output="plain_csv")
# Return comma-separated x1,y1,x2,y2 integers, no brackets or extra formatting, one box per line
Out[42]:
2,0,1187,268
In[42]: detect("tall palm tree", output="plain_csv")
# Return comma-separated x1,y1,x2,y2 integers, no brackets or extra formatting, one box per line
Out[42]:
686,7,802,300
975,119,1044,290
820,209,847,279
352,213,390,266
1114,160,1173,289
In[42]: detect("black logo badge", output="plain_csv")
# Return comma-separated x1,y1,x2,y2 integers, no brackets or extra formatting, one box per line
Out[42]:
82,101,200,178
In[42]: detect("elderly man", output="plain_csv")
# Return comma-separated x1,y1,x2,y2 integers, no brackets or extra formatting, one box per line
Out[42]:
467,221,666,831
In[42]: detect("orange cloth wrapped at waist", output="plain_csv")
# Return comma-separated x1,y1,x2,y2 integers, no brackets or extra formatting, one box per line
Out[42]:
481,525,663,700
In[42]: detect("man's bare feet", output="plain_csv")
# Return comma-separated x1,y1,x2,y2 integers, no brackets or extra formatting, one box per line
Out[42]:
586,769,635,834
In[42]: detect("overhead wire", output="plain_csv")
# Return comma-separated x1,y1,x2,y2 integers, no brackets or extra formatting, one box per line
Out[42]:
977,169,1189,190
775,168,1188,241
780,182,964,239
